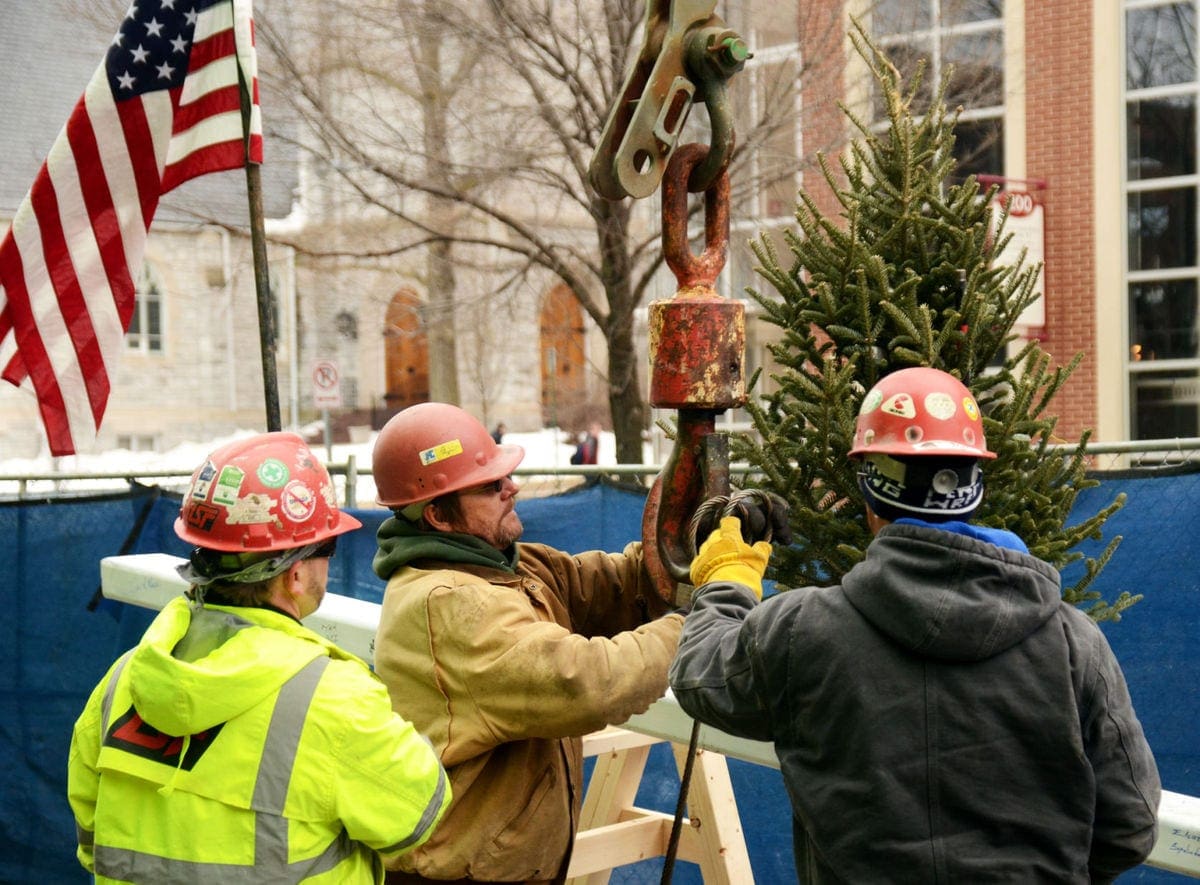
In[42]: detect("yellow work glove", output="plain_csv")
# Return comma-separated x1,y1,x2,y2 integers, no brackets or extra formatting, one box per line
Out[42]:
689,516,772,600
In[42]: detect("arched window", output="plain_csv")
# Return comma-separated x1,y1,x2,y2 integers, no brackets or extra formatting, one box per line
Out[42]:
126,263,163,353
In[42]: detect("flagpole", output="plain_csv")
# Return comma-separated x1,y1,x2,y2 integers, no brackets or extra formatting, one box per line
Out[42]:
235,2,281,433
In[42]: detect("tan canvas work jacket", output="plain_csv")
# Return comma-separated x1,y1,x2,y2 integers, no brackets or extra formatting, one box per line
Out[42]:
374,538,682,883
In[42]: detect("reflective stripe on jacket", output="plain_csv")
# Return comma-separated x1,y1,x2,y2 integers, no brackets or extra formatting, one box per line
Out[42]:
69,597,451,884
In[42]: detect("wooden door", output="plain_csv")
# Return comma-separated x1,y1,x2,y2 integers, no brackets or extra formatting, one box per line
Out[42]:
539,285,588,425
384,289,429,410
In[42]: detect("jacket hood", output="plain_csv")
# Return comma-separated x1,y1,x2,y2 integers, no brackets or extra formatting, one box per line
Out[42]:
841,523,1062,662
372,515,518,580
124,596,332,735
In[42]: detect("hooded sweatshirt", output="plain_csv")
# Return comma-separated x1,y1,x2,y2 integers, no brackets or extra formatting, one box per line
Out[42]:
68,596,450,884
670,521,1161,884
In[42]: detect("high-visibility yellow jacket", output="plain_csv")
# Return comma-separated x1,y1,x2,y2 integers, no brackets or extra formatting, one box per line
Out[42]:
68,596,450,884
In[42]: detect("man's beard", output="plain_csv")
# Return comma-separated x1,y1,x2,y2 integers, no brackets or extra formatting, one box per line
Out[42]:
491,512,524,550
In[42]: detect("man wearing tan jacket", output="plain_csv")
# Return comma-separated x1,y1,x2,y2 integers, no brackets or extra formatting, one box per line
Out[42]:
370,403,683,885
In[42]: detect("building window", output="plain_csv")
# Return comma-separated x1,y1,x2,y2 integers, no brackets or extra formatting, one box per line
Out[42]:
126,263,163,353
720,1,802,423
116,433,157,452
726,2,803,224
335,309,358,340
871,0,1005,180
1125,0,1200,439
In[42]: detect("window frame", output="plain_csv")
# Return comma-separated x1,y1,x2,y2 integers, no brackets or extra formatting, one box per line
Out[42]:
1123,0,1200,440
125,262,165,355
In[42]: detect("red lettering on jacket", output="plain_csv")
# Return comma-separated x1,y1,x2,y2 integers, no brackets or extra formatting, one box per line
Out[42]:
104,707,223,770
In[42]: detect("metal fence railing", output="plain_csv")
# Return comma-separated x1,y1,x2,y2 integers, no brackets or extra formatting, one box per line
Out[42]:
3,438,1199,507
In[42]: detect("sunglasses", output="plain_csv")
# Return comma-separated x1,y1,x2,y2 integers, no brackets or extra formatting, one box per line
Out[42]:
311,537,338,559
458,475,511,496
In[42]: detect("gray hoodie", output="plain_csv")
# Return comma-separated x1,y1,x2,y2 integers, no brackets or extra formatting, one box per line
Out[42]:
670,522,1161,883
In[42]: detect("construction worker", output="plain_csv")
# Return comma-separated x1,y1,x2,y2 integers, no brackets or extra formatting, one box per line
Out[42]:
370,402,683,884
670,367,1161,882
68,432,451,883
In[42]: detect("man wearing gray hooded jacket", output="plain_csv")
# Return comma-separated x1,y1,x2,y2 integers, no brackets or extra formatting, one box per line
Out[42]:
670,368,1160,883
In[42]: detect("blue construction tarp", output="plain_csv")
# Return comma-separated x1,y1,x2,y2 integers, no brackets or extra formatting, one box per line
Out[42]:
2,472,1198,883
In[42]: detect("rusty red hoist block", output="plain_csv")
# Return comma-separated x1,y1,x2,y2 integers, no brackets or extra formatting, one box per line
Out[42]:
648,143,745,411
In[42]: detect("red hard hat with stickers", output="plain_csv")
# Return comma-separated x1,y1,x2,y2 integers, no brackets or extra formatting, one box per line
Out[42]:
175,432,362,552
850,368,994,522
849,367,995,460
372,402,525,509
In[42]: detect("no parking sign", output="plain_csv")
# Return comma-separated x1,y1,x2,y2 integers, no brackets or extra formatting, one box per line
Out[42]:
311,359,342,409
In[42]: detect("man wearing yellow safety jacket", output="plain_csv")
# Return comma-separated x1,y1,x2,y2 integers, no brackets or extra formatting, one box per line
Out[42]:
68,433,451,884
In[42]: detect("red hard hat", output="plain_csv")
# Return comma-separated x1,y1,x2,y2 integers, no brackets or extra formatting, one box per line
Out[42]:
849,367,995,460
373,403,525,508
174,432,362,552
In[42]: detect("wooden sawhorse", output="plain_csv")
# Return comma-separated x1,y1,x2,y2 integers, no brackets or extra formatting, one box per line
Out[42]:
567,726,752,884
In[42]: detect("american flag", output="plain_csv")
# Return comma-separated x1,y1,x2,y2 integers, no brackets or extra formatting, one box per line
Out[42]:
0,0,262,456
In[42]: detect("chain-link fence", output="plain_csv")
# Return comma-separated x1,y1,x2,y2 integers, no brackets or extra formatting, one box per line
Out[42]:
1064,437,1200,475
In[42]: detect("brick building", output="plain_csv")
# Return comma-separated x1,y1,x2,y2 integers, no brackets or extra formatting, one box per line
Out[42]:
785,0,1198,445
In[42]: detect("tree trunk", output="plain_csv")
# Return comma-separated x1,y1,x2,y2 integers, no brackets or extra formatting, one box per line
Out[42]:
594,199,645,464
605,313,646,465
420,2,460,404
426,234,460,403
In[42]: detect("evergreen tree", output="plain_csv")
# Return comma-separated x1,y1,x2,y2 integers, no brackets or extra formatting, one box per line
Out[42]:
737,22,1138,621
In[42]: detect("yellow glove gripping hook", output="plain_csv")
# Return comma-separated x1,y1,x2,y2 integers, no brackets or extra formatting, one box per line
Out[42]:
589,0,751,200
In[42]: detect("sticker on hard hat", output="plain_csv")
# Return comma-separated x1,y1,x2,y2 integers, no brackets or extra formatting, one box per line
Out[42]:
226,493,276,525
420,440,464,466
882,393,916,418
257,458,290,488
213,466,246,506
963,397,980,421
280,480,318,522
924,392,957,420
186,502,221,532
860,390,883,414
191,460,217,500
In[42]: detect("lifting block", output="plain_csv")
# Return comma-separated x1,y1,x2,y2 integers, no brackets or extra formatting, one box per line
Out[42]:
568,727,753,884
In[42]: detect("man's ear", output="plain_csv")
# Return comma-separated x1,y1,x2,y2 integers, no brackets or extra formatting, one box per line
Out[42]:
282,560,307,600
265,561,307,616
864,505,890,535
423,502,454,533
